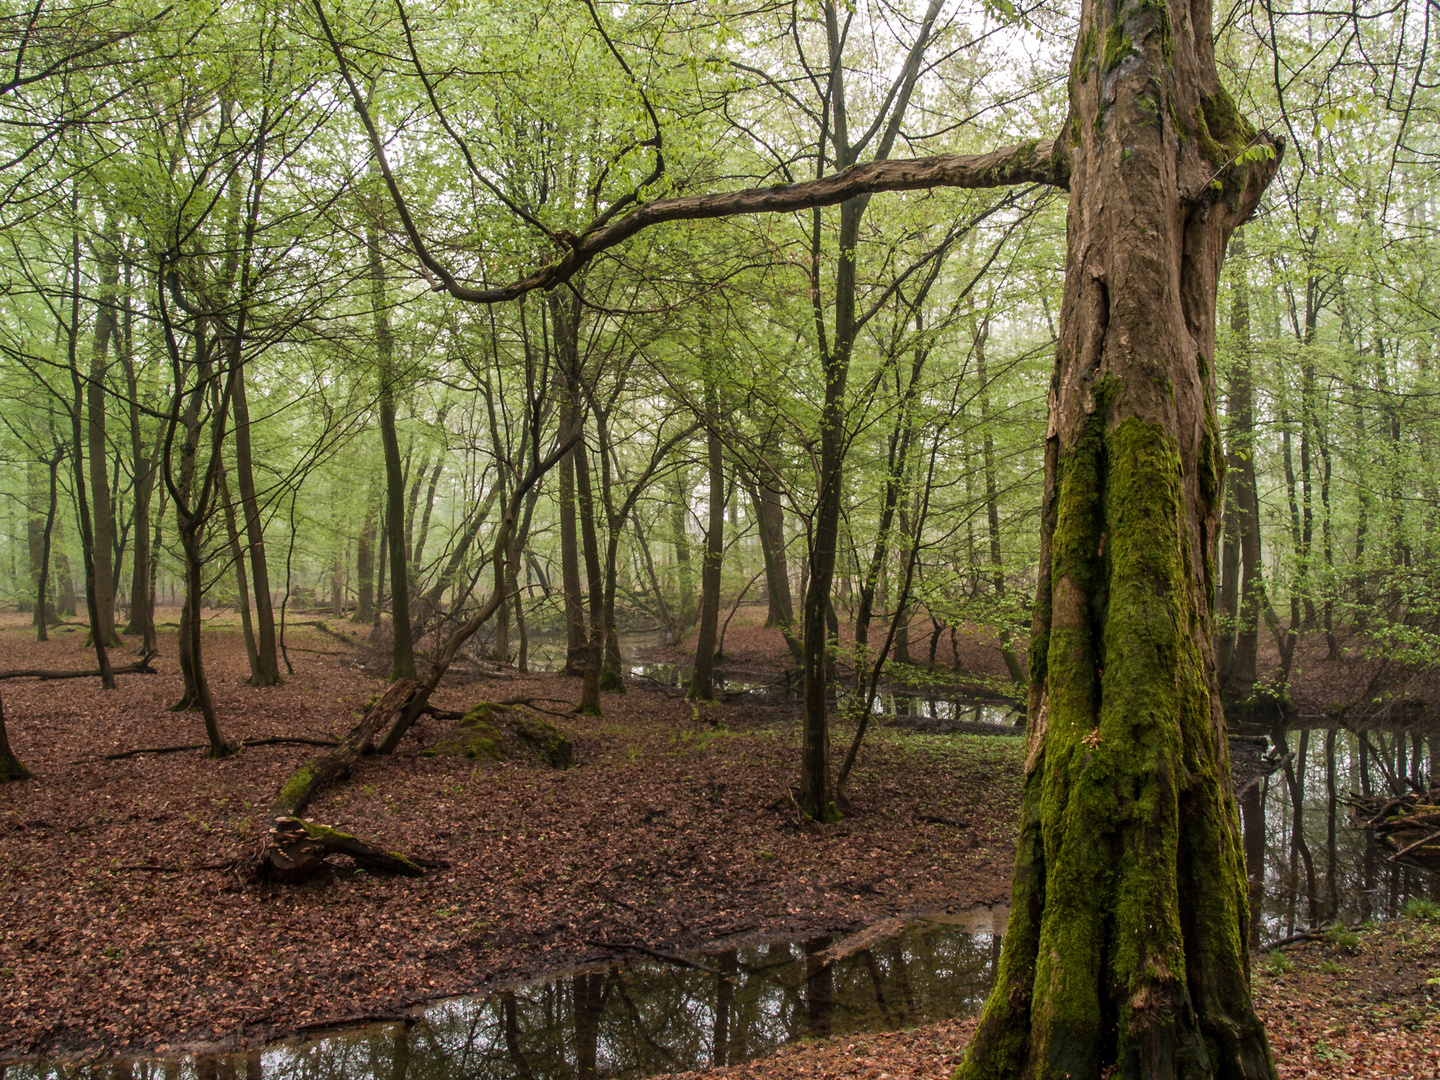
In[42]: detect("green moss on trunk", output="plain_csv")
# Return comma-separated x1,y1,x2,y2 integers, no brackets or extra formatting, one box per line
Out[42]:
960,417,1275,1080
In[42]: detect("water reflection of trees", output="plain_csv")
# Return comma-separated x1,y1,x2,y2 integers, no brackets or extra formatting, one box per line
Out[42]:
1247,725,1438,942
65,924,998,1080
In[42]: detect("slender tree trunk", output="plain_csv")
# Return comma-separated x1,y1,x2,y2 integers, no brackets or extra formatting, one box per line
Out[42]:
34,448,62,643
959,0,1281,1071
230,365,282,684
367,222,416,681
87,215,122,647
66,220,115,688
689,406,725,702
218,467,260,679
669,469,698,636
977,319,1026,684
120,332,160,653
1225,234,1264,699
25,461,44,621
558,425,586,675
355,503,376,623
573,429,606,715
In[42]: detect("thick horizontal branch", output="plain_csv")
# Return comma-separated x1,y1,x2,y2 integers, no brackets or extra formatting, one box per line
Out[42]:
441,140,1067,304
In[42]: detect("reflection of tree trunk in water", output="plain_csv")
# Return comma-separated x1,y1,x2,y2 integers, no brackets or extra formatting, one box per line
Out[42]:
1240,779,1265,950
804,937,834,1038
861,949,893,1023
390,1023,410,1080
889,935,917,1014
713,949,737,1066
1277,728,1318,930
1324,728,1338,920
501,991,536,1080
572,971,607,1080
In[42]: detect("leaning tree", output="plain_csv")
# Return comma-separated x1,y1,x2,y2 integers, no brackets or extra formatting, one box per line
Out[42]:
320,0,1282,1070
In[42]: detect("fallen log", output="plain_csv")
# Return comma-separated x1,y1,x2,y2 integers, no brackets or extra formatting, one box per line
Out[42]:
273,678,427,820
260,817,425,881
0,650,159,681
100,735,342,761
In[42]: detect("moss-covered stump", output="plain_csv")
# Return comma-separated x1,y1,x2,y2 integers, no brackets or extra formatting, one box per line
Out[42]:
426,702,575,768
260,816,425,882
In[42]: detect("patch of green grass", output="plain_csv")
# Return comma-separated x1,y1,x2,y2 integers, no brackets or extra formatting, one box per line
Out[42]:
1401,896,1440,922
1263,950,1293,976
1326,926,1361,952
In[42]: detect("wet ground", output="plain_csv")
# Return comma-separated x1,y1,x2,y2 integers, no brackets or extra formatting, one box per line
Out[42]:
1,910,1007,1080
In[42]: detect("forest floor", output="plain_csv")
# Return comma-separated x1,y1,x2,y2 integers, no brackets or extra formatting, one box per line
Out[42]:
1,610,1436,1077
0,612,1019,1062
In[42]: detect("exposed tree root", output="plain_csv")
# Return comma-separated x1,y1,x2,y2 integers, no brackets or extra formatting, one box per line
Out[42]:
0,650,159,681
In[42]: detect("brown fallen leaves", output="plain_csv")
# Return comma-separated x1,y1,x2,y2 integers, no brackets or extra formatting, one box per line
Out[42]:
1254,916,1440,1080
0,615,1020,1062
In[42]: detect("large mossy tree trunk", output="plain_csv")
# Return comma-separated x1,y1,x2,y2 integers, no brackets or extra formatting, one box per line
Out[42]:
957,0,1282,1075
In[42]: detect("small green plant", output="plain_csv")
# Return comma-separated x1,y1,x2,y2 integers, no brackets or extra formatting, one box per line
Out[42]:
1326,926,1361,952
1401,896,1440,922
1263,950,1292,976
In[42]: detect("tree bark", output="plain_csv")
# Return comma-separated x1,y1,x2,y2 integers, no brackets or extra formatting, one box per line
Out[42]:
87,214,122,647
230,364,282,684
958,0,1282,1073
573,427,606,715
751,478,793,627
120,306,160,655
34,447,63,643
689,403,725,702
367,220,417,681
0,692,31,782
65,219,114,689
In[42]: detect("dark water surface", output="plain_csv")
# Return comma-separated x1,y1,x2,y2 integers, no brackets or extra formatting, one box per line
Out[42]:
3,909,1006,1080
